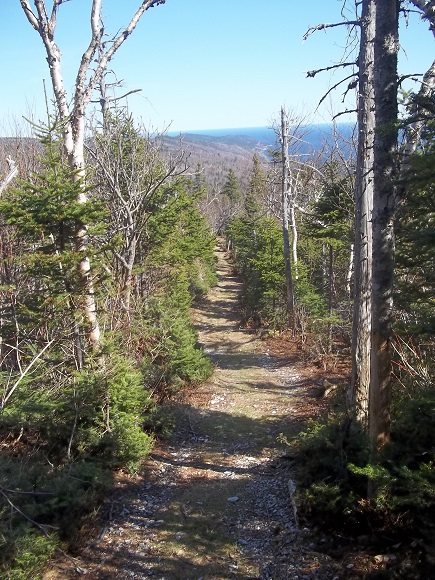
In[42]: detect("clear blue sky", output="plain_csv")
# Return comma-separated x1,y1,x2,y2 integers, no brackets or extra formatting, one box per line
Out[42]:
1,1,433,133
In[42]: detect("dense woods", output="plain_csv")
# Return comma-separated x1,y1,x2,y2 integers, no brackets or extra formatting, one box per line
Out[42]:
1,0,435,576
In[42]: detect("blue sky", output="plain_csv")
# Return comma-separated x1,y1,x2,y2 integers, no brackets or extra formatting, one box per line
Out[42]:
1,1,434,133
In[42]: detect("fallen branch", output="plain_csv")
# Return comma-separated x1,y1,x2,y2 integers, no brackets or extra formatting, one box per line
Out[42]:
0,485,55,496
0,487,56,538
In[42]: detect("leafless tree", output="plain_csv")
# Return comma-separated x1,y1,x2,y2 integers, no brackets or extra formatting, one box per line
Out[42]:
306,0,400,454
86,113,188,316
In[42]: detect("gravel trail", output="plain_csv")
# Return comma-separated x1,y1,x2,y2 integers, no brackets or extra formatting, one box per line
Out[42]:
44,247,339,580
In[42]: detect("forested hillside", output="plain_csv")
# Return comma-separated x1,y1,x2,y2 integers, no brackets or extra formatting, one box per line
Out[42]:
1,1,435,578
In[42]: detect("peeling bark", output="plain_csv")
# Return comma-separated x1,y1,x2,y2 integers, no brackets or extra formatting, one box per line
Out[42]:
350,0,376,427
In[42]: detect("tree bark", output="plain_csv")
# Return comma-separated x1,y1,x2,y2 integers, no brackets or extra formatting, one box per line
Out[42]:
349,0,376,428
350,0,398,454
280,108,295,329
369,0,398,452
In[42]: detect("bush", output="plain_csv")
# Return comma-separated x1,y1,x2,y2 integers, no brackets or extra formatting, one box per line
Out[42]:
0,457,111,577
290,381,435,542
1,529,58,580
0,348,155,574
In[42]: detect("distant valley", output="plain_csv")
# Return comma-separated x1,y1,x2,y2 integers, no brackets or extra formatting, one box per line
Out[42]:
163,123,355,194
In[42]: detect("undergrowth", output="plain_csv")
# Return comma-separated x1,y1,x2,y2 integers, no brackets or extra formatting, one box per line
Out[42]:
288,354,435,574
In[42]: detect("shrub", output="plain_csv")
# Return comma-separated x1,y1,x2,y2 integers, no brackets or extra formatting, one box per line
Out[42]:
290,381,435,542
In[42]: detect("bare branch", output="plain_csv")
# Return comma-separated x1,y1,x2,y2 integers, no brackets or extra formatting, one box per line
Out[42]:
82,0,166,106
306,60,357,78
303,20,359,42
49,0,70,35
90,88,143,105
0,486,55,496
0,488,56,538
1,340,54,411
332,109,358,120
398,73,424,86
74,0,104,113
19,0,40,30
317,73,358,109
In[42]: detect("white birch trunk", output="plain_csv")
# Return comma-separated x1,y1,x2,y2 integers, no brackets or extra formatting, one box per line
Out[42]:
289,203,298,279
346,243,354,298
0,157,18,196
20,0,166,352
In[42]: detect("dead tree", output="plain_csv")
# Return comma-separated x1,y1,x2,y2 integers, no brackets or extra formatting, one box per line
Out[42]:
280,107,296,329
305,0,399,454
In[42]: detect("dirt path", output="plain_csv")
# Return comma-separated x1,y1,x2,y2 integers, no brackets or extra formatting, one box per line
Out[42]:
46,248,339,579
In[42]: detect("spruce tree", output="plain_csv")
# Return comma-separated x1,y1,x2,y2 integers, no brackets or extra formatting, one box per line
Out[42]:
222,168,242,204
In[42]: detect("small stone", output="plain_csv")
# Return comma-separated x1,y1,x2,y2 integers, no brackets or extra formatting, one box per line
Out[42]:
374,554,397,564
227,496,239,502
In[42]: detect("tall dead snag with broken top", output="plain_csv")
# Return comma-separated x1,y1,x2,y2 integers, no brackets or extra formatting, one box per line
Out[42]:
280,107,296,329
369,0,399,453
19,0,166,356
350,0,375,430
305,0,399,454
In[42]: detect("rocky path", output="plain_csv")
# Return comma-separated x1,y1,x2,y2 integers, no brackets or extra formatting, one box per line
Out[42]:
45,247,339,579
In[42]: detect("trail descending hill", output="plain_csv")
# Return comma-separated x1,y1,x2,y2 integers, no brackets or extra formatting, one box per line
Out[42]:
44,247,339,579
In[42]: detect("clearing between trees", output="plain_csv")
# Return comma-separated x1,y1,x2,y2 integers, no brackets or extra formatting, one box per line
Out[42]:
44,246,351,579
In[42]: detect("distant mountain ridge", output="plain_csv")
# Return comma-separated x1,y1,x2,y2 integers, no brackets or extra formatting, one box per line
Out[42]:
168,123,355,154
162,123,355,198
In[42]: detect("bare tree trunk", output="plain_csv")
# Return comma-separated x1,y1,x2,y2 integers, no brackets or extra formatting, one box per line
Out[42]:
346,243,354,298
289,202,298,278
281,107,295,329
369,0,398,453
350,0,398,454
328,243,334,352
349,0,376,428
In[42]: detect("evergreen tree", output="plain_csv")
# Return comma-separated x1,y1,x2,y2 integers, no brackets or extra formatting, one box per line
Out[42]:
245,153,266,218
228,214,285,326
222,168,242,204
396,101,435,333
0,125,106,370
305,171,354,310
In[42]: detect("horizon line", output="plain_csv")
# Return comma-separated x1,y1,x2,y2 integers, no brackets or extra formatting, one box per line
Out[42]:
168,121,354,135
